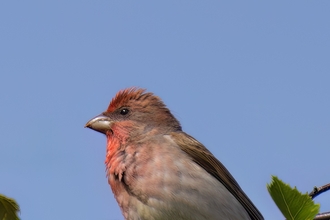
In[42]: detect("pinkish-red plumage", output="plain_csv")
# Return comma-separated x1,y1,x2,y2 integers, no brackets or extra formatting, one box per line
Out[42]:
107,88,146,112
86,88,263,220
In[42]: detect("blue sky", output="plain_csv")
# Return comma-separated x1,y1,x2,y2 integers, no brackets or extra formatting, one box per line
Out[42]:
1,1,329,219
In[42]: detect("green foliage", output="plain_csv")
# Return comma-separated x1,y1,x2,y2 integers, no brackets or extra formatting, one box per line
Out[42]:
267,176,320,220
0,194,20,220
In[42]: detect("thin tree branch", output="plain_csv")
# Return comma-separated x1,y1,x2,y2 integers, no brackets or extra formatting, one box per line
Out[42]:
311,183,330,220
310,183,330,200
314,212,330,220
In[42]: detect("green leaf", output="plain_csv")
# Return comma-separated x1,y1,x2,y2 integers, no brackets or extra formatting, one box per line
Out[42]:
0,194,20,220
267,176,320,220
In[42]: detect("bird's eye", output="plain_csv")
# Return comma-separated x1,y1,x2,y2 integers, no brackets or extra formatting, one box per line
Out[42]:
120,108,129,115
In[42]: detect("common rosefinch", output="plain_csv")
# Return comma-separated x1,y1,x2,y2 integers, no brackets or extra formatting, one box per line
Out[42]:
85,88,263,220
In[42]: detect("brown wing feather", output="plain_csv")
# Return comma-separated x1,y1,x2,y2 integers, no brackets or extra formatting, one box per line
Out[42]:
170,131,264,220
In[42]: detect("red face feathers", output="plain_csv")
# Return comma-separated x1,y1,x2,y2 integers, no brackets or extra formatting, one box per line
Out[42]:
87,87,182,137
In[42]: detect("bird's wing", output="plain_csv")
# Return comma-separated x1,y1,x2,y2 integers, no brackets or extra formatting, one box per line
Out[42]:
170,131,264,220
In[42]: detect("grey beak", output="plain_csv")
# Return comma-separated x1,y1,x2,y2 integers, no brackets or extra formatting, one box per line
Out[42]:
85,114,113,134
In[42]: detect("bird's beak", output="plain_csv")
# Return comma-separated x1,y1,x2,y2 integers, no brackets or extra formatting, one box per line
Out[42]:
85,114,113,134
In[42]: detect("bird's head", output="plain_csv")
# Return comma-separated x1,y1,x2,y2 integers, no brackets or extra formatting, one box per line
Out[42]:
85,88,181,139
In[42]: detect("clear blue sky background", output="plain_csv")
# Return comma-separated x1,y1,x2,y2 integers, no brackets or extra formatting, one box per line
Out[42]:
1,1,329,219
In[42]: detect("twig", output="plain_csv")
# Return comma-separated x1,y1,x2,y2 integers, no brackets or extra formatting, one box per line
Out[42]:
311,183,330,220
315,212,330,220
310,183,330,200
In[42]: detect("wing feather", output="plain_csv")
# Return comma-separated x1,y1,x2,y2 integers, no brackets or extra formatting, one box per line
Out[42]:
170,131,264,220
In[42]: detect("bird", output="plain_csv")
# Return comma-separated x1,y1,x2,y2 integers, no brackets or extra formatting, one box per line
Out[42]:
85,87,264,220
